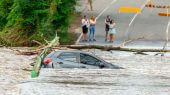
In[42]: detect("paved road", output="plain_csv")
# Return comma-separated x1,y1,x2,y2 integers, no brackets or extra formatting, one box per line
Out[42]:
78,0,170,49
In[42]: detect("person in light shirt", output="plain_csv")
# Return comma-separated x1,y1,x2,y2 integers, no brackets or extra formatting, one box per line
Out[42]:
81,15,89,42
109,19,116,42
89,16,96,41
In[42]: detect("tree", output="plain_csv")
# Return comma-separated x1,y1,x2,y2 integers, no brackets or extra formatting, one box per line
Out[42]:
0,0,77,46
0,0,13,30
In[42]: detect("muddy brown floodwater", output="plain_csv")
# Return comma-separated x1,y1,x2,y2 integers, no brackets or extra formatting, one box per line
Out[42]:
0,48,170,95
0,48,35,95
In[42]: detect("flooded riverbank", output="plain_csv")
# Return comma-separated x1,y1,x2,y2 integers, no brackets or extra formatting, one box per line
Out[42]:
0,48,170,95
0,48,35,95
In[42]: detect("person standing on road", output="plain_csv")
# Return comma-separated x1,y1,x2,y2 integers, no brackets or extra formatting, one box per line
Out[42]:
87,0,93,11
89,16,96,41
109,20,116,42
81,15,89,42
105,15,111,42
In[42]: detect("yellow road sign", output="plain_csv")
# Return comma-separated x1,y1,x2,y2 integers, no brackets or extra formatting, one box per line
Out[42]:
119,7,141,13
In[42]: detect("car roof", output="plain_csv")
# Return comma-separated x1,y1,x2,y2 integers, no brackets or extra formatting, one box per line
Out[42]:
53,50,107,62
54,50,92,55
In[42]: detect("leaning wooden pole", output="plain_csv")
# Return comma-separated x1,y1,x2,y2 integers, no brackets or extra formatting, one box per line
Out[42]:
31,34,59,78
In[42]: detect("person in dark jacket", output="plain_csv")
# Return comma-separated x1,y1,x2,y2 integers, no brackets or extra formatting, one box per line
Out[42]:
105,15,111,42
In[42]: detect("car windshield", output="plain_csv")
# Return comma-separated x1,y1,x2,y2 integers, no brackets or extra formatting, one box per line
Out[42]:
58,52,79,63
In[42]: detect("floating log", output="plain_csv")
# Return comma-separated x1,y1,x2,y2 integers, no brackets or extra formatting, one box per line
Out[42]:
60,45,170,52
16,44,170,57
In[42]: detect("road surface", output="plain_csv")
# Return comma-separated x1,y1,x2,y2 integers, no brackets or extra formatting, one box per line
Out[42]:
77,0,170,49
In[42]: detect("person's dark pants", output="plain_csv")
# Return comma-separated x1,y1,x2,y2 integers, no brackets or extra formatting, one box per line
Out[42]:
82,26,88,41
105,27,109,41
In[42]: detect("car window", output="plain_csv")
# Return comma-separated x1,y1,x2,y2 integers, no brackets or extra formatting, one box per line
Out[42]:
80,53,101,66
58,52,78,63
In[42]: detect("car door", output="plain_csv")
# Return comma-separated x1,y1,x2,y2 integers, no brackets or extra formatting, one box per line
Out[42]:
79,53,102,69
54,52,80,68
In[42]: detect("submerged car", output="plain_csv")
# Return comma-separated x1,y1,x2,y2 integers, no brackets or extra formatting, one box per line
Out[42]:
42,50,123,69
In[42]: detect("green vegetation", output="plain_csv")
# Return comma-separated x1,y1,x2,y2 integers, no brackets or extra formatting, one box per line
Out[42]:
0,0,77,46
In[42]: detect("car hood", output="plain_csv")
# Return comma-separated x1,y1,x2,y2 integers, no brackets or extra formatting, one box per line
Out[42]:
106,63,124,69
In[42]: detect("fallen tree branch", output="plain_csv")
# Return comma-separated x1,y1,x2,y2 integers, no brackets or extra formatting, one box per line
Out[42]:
31,34,60,78
17,51,39,55
134,51,148,55
13,46,64,56
12,48,40,55
14,44,170,56
154,52,164,56
32,40,43,46
59,45,170,52
43,38,50,45
59,45,121,51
